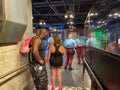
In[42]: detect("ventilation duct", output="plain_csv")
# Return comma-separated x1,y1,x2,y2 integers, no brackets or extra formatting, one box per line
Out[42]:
0,0,27,44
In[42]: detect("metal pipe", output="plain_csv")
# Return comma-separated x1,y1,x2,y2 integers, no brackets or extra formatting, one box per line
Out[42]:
77,4,80,12
45,0,61,18
63,0,67,11
32,1,93,6
33,9,41,15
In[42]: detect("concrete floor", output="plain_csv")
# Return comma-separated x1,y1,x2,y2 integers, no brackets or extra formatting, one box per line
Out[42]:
33,53,91,90
46,53,91,90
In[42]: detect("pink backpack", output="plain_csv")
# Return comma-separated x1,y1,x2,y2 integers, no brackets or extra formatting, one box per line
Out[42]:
20,38,31,55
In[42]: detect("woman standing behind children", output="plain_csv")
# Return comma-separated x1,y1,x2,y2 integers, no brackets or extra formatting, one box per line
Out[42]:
47,35,66,90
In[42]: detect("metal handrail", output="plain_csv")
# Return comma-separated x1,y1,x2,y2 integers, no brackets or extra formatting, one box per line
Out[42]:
0,63,29,79
84,60,104,90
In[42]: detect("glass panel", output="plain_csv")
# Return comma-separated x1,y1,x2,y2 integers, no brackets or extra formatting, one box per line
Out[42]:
85,1,120,55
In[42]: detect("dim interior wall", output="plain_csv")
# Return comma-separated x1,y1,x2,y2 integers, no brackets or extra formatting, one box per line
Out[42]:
0,0,33,90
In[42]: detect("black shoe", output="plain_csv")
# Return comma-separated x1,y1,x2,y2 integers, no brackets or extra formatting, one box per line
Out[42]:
68,67,74,70
64,66,67,70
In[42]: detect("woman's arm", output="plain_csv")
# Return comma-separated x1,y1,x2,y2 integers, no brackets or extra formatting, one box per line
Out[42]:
60,46,66,56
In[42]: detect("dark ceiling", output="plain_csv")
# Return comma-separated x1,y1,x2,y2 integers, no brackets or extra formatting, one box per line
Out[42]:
32,0,120,29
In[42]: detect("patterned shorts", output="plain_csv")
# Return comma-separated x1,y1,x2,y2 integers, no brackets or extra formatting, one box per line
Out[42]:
29,63,48,89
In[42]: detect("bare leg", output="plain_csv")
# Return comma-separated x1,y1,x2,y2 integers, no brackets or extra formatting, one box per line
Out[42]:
51,68,56,87
46,85,48,90
56,68,62,88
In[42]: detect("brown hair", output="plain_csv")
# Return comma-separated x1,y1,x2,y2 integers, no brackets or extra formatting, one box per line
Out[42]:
79,32,84,36
54,35,61,45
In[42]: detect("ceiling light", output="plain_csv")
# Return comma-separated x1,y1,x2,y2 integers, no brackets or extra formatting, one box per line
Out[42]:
95,13,98,15
39,20,46,25
109,14,112,17
90,13,94,16
118,14,120,17
89,12,98,16
102,21,105,23
64,15,68,18
64,11,74,19
67,19,74,25
70,14,74,18
98,21,102,24
114,13,118,16
69,25,74,29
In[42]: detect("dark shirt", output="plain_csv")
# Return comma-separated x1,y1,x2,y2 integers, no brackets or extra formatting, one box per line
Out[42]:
50,44,63,66
30,40,46,64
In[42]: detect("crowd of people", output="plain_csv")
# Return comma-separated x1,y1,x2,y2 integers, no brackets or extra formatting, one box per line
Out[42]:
29,28,113,90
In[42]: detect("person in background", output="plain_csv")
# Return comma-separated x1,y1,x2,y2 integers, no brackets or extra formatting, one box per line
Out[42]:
117,38,120,54
86,32,97,47
48,33,54,47
107,40,120,54
29,28,48,90
106,41,116,53
46,33,54,58
64,33,76,70
47,35,66,90
75,33,86,64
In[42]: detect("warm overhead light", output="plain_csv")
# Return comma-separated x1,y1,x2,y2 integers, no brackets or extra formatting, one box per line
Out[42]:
118,14,120,17
90,13,94,16
114,13,118,16
108,8,120,18
89,12,98,16
109,14,112,17
67,21,73,24
98,21,102,24
70,14,74,18
67,19,74,25
87,20,90,23
64,15,68,18
95,13,98,15
64,11,74,19
39,20,46,25
69,25,74,29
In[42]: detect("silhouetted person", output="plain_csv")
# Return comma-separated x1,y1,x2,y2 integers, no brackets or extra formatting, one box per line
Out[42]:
48,33,54,47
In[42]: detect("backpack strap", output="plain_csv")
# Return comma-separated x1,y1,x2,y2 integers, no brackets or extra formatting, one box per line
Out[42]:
29,50,33,62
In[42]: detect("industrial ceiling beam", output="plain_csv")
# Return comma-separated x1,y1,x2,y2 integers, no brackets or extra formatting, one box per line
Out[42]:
33,12,88,16
45,0,61,18
32,1,93,7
